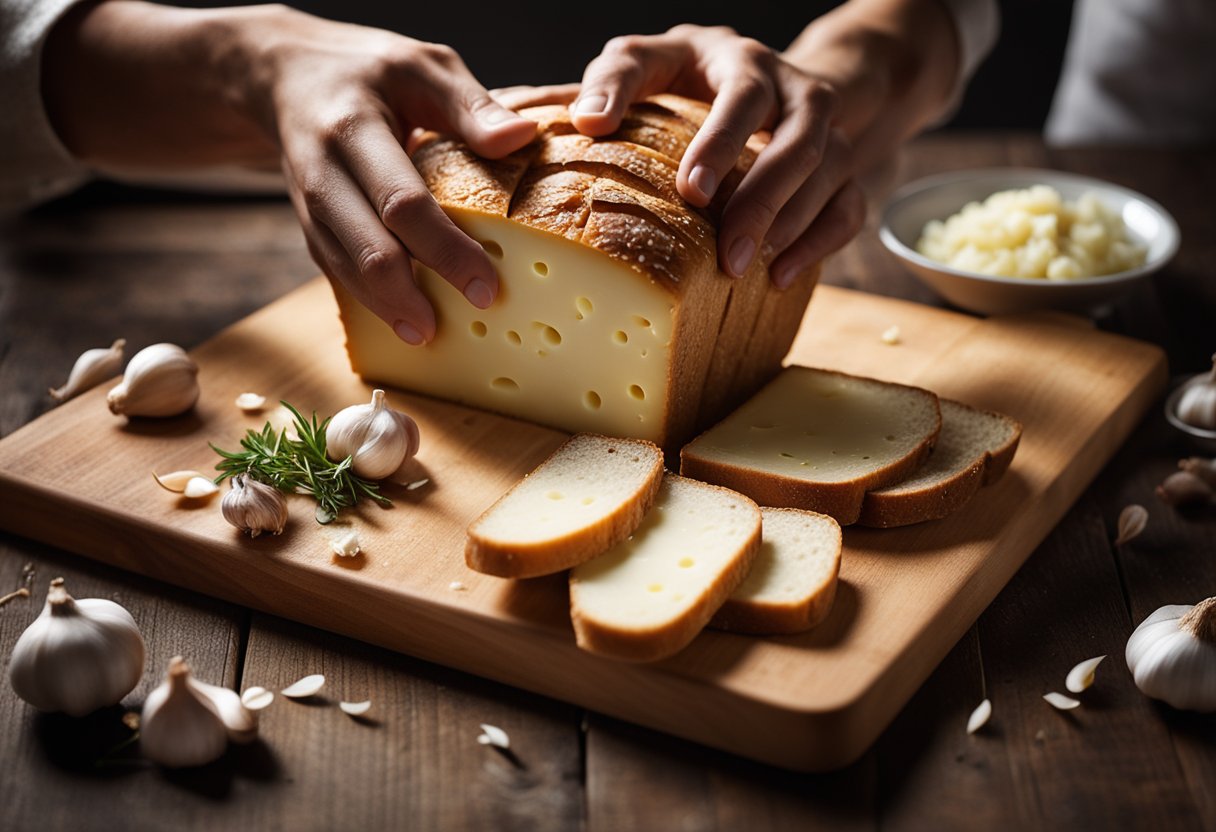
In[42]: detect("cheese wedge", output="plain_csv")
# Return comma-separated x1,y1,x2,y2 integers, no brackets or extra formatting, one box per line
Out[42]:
466,434,663,578
569,474,761,662
679,366,942,524
711,507,842,635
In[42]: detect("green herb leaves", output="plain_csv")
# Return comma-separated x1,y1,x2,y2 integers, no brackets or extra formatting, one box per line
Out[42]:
211,402,390,524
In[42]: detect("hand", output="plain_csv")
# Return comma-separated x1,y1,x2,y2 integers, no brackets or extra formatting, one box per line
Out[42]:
570,25,865,287
236,8,538,344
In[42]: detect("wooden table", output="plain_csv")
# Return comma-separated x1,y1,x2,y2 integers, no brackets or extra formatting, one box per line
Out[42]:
2,135,1214,831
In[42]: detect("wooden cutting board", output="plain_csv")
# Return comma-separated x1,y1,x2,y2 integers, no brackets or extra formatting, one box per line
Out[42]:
0,277,1166,772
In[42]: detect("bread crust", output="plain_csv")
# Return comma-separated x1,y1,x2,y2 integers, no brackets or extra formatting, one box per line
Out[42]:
569,475,762,662
465,435,664,578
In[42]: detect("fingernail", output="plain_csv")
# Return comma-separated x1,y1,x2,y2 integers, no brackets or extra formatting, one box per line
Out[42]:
393,320,424,346
464,278,494,309
689,165,717,202
728,237,756,277
575,94,609,116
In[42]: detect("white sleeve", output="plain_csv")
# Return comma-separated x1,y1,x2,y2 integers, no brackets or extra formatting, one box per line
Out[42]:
0,0,92,215
933,0,1000,122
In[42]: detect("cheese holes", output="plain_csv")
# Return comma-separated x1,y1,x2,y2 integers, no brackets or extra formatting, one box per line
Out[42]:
584,391,602,410
612,330,628,345
481,240,503,259
491,377,519,393
533,322,562,346
628,384,645,401
469,321,487,337
532,261,549,276
632,315,651,328
575,297,593,319
505,330,522,346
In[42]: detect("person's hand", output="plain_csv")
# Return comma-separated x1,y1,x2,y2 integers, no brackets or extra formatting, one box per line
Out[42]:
570,25,864,287
235,8,538,344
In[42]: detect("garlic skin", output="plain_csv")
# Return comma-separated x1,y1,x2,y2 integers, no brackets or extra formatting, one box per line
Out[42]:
1126,597,1216,712
141,657,230,768
8,578,145,717
221,474,288,537
1176,355,1216,430
326,389,420,480
50,338,125,403
190,677,259,744
107,343,199,418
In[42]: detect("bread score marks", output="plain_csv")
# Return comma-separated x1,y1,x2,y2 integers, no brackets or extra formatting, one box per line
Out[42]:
570,474,762,663
680,366,943,524
466,434,664,578
856,399,1022,528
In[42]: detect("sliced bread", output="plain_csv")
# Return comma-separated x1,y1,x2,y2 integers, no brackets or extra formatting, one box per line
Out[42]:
711,507,843,635
466,434,663,578
857,399,1022,528
679,366,942,524
569,474,761,662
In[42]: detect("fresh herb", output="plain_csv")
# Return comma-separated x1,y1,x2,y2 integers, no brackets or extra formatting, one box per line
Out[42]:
211,402,390,524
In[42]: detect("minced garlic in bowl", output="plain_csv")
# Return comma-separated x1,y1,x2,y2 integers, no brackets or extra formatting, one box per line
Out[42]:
916,185,1147,281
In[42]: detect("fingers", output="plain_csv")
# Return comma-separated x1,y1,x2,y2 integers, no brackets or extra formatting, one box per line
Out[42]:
718,105,842,278
677,76,776,208
328,115,501,316
769,179,866,289
571,34,689,136
490,83,581,111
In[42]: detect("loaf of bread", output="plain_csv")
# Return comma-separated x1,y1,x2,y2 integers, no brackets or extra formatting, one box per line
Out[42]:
856,399,1021,528
680,366,942,524
465,434,663,578
331,95,819,449
569,474,762,662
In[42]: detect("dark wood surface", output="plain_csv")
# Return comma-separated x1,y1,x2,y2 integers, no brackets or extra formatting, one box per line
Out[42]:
1,134,1213,831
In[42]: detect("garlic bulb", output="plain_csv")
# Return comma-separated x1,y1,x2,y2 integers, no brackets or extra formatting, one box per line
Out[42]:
1176,354,1216,430
49,338,125,403
326,389,420,480
141,657,230,767
107,343,199,418
1125,597,1216,712
221,473,288,537
8,578,145,717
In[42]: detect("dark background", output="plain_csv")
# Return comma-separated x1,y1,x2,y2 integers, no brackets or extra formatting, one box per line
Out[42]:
180,0,1075,131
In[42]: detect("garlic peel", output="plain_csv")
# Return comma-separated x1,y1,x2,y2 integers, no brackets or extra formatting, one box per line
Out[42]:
330,529,361,558
1065,655,1106,693
326,389,420,480
107,343,199,418
477,723,510,748
339,700,372,716
1126,598,1216,712
1043,692,1081,710
966,699,991,734
280,674,325,698
235,392,267,412
240,686,275,711
153,470,207,493
140,657,229,768
1114,505,1147,546
8,578,145,717
50,338,125,403
1179,457,1216,487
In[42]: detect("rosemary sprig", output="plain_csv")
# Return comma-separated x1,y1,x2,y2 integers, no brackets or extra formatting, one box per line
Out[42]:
211,401,390,524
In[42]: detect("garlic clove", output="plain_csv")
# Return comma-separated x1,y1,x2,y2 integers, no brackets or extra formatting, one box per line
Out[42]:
1155,471,1215,507
280,674,325,699
140,657,230,768
477,723,510,748
221,474,288,537
339,700,372,717
1114,505,1147,546
881,325,901,346
449,581,467,591
240,686,275,711
1179,457,1216,488
8,578,145,717
235,392,267,412
330,529,361,558
1043,692,1081,710
1175,354,1216,430
326,389,421,481
183,477,220,500
50,338,126,403
966,698,992,734
153,470,207,493
190,676,259,744
1065,655,1106,693
107,343,199,418
406,478,430,491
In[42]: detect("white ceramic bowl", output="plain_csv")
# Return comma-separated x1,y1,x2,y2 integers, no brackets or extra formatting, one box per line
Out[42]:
879,168,1180,316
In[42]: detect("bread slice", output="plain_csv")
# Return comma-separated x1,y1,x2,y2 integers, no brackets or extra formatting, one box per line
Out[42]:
466,434,663,578
710,507,842,635
857,399,1022,528
569,474,761,662
679,366,942,524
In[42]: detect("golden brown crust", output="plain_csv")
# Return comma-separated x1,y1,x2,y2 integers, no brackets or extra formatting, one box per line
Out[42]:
465,435,664,579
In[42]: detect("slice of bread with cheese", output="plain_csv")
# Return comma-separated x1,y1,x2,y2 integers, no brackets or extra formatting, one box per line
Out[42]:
569,474,761,662
711,507,842,635
856,399,1022,528
679,366,942,525
331,95,819,450
466,434,663,578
